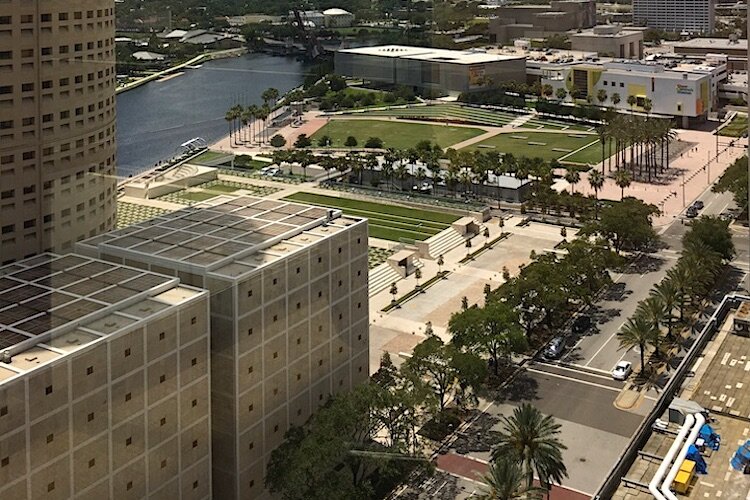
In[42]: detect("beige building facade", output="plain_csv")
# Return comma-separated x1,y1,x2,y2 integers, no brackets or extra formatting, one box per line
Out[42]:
571,25,644,59
0,253,211,499
0,0,118,264
77,196,370,499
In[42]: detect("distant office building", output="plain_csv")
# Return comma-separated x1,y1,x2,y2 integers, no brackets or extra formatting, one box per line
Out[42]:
571,25,644,59
335,45,526,95
0,0,118,264
541,60,722,127
0,254,211,499
77,196,370,499
632,0,715,34
488,0,597,44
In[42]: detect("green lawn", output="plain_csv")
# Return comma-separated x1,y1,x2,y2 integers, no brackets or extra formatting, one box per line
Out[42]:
560,138,611,165
464,131,598,161
719,114,748,137
192,150,232,165
283,192,460,241
310,119,485,150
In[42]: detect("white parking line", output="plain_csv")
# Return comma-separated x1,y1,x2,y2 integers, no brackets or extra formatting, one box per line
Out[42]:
585,321,626,367
526,367,622,393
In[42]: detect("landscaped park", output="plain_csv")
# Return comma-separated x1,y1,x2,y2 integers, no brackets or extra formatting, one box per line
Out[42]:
309,118,485,150
283,192,459,241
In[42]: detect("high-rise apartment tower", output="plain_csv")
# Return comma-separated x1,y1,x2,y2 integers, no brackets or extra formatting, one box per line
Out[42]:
0,0,118,264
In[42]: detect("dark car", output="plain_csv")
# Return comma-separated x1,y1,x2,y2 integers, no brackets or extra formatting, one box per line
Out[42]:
543,337,565,360
686,206,698,218
572,315,591,334
692,200,704,210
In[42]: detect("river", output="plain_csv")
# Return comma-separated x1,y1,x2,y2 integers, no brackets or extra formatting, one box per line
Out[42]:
115,53,308,177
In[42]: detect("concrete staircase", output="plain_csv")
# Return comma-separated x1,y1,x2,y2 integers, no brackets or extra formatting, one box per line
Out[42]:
426,228,465,260
368,263,401,298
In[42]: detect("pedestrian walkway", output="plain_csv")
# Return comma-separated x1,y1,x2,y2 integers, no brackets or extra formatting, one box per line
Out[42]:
436,453,590,500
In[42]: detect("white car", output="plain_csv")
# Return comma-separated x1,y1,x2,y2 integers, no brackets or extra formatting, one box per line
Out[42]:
612,361,633,381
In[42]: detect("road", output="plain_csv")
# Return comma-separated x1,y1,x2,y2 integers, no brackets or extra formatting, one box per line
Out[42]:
561,187,742,375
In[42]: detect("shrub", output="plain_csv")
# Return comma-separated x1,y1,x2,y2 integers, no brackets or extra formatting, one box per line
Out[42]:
345,136,358,147
270,134,286,148
317,135,332,147
364,137,383,148
294,134,312,148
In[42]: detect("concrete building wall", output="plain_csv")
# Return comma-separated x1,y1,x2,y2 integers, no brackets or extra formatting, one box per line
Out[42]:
0,293,211,499
542,65,713,126
86,214,370,499
632,0,715,34
334,51,526,94
571,32,644,59
488,0,596,44
0,0,118,264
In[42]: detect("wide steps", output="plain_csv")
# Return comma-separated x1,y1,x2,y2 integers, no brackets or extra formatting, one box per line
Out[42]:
368,263,401,298
427,228,465,260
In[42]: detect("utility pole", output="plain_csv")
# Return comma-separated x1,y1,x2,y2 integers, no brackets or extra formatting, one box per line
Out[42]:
682,172,686,208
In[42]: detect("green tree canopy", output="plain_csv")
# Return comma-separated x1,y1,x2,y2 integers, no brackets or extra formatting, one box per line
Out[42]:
582,198,659,253
683,215,735,262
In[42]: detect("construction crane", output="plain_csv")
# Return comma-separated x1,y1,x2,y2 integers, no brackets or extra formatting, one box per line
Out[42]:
291,7,324,60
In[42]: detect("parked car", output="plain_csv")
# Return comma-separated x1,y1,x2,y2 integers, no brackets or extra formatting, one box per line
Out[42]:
572,315,591,334
611,361,633,381
692,200,704,210
542,337,565,360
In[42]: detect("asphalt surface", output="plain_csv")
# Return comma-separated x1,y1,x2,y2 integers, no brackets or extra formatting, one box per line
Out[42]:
562,187,744,374
505,362,642,438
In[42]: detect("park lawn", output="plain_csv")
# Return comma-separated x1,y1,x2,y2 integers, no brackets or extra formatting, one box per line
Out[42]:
310,119,485,150
192,150,232,165
560,138,611,165
176,191,219,202
283,192,459,241
719,114,748,137
463,131,597,161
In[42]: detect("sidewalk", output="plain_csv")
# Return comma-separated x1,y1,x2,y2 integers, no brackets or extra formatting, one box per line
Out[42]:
436,453,590,500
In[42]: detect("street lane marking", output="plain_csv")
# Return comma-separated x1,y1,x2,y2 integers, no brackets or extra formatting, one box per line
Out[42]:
532,362,615,380
585,321,626,367
526,367,623,393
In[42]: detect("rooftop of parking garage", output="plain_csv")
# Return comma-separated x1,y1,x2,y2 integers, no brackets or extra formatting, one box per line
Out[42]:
338,45,524,64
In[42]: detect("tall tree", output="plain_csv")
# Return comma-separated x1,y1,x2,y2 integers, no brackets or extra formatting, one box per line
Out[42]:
614,169,632,200
491,404,568,490
477,457,543,500
617,314,660,371
588,169,604,219
449,302,528,376
682,216,735,262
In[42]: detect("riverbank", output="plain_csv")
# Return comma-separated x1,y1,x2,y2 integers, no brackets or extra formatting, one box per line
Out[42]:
116,47,247,95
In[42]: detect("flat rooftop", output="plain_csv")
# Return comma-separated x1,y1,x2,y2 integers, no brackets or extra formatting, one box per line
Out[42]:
337,45,524,64
493,46,599,65
77,195,364,281
673,38,748,51
612,301,750,499
0,253,204,383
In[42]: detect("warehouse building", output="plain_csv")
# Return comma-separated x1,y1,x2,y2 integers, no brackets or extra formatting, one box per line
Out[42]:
335,45,526,95
488,0,596,44
570,25,644,60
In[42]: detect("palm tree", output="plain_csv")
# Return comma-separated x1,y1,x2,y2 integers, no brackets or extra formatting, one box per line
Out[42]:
643,98,653,115
596,89,608,106
246,105,258,144
617,314,660,372
614,169,631,200
611,92,621,108
477,458,543,500
555,87,567,101
626,94,637,113
491,404,568,490
588,169,604,219
225,110,236,147
666,263,692,321
652,280,678,339
637,296,667,339
564,169,580,195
